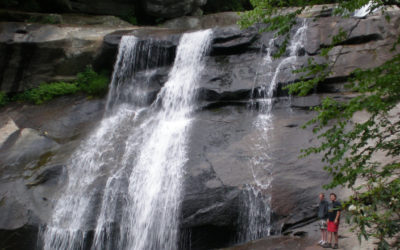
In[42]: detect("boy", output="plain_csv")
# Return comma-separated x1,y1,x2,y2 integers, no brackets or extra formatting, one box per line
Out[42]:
324,193,341,249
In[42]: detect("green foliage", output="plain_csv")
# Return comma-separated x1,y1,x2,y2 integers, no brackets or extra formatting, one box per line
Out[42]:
76,66,109,96
240,0,400,248
16,82,79,104
120,9,138,25
0,91,8,107
12,67,109,105
126,16,137,25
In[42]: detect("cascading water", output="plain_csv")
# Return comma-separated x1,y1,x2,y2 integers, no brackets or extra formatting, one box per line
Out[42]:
41,29,212,250
238,20,308,242
108,29,212,250
353,1,381,18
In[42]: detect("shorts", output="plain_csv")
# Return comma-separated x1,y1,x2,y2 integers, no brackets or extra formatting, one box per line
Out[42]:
319,219,327,230
327,220,339,232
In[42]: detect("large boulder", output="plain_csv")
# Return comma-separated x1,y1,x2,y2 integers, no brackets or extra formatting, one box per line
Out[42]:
0,128,59,169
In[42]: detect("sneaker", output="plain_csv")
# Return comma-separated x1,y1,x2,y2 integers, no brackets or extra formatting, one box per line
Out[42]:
332,244,339,249
322,243,332,248
318,240,323,245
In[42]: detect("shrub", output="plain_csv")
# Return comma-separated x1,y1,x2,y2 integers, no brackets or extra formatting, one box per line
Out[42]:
9,67,109,105
126,15,138,25
75,67,109,96
16,82,79,104
120,9,138,25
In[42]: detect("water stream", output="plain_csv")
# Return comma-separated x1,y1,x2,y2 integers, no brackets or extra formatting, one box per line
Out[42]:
41,29,212,250
353,1,380,18
238,20,308,242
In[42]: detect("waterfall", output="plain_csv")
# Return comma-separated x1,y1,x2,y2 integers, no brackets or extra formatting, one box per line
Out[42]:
353,1,381,18
109,29,212,250
41,29,212,250
238,20,308,242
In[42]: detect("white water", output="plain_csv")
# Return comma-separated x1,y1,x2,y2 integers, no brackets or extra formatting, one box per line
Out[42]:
41,29,212,250
239,20,308,242
353,1,380,18
110,29,212,250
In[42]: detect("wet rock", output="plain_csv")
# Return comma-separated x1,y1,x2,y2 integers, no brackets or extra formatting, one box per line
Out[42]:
290,95,321,109
26,164,66,188
198,52,260,101
293,231,307,237
182,187,240,228
5,95,106,141
0,225,38,250
0,128,59,169
211,26,259,55
104,28,182,47
181,105,329,245
182,224,237,250
102,28,180,73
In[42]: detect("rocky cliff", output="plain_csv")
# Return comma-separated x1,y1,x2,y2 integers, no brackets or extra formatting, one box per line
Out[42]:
0,5,399,250
0,0,251,23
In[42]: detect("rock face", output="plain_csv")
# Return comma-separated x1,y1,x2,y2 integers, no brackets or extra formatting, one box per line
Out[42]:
142,0,207,18
161,12,241,30
0,20,133,93
0,96,105,250
0,6,400,250
0,0,137,16
103,8,400,102
69,0,136,16
1,0,208,19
